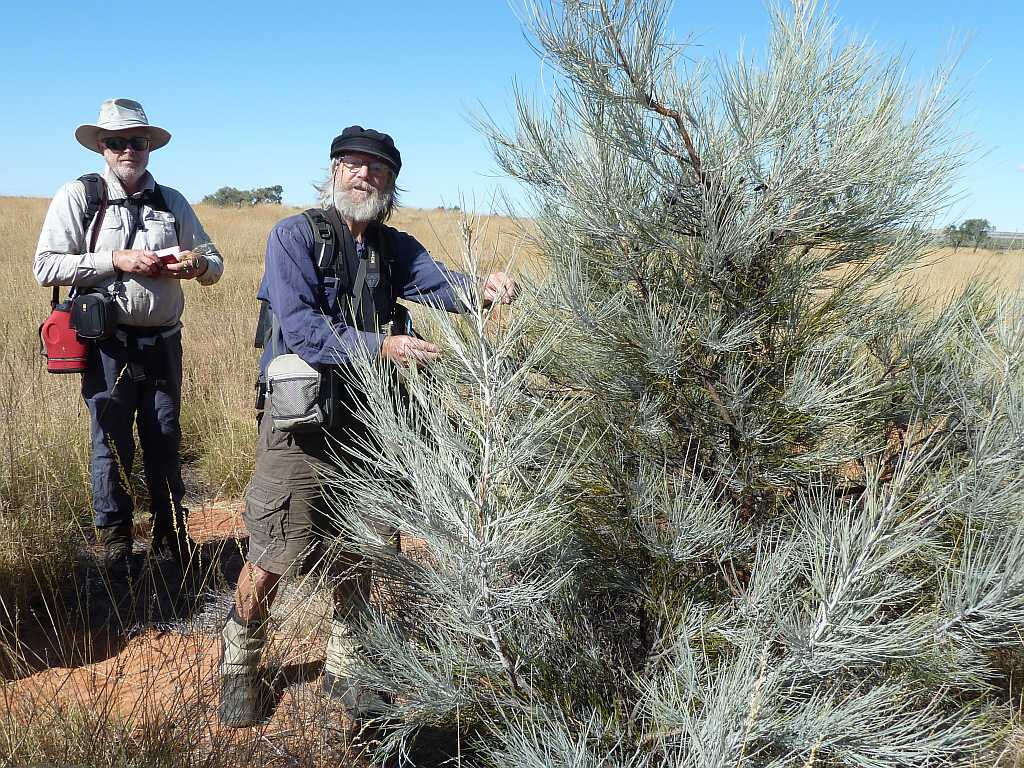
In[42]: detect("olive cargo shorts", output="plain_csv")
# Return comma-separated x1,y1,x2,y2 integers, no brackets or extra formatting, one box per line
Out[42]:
243,410,355,576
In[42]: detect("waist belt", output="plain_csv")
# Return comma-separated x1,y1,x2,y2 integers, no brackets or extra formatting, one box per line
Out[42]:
116,322,180,338
109,323,181,383
114,322,181,350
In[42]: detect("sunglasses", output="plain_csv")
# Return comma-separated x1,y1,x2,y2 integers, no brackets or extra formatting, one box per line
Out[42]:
100,136,151,152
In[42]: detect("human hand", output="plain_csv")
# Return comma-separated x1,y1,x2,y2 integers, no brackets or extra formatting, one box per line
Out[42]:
380,335,441,367
162,250,208,280
481,272,521,307
112,249,161,277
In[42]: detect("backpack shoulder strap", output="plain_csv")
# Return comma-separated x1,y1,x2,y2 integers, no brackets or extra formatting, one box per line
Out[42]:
375,224,397,299
149,184,170,213
253,299,272,349
255,211,338,352
375,224,395,257
77,174,107,245
301,208,339,275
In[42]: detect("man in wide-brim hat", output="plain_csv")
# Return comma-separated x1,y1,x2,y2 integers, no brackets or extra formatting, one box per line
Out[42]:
33,98,225,570
75,97,173,152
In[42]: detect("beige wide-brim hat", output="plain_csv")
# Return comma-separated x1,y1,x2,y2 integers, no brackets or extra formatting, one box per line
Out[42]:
75,98,171,153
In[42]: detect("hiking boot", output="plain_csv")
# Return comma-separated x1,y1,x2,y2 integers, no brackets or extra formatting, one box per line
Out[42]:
96,523,133,573
219,607,269,728
322,670,387,720
219,671,271,728
152,508,197,564
155,528,199,565
323,613,387,720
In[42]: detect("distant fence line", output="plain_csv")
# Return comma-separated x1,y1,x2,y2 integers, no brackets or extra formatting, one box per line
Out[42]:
978,232,1023,250
930,230,1024,250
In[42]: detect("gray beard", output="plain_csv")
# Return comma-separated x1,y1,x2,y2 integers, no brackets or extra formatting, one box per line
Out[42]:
333,182,391,224
111,161,146,190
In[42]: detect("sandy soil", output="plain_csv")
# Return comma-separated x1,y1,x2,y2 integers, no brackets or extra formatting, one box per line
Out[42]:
0,501,371,764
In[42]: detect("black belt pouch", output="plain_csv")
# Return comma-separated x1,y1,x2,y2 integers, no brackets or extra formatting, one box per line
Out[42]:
70,292,117,341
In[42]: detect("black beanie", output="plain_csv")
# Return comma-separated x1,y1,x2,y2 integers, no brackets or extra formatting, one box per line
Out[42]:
330,126,402,175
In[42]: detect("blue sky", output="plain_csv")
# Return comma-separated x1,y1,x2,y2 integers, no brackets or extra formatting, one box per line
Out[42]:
1,1,1020,230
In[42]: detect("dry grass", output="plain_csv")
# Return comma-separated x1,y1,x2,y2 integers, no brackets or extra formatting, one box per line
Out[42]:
0,195,532,767
0,197,92,611
900,246,1024,303
1,194,1021,764
0,570,367,766
0,196,532,612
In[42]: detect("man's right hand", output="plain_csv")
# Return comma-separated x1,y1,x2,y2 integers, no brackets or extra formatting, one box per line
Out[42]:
380,335,440,367
112,249,161,277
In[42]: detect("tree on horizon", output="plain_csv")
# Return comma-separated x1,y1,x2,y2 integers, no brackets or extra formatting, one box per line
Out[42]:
202,185,283,207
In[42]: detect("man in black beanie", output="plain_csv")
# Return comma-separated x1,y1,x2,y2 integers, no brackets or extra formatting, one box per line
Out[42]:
218,126,519,728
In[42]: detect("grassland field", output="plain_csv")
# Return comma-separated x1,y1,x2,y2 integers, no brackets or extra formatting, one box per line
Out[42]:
0,196,540,765
0,197,534,606
2,194,1021,601
0,195,1021,764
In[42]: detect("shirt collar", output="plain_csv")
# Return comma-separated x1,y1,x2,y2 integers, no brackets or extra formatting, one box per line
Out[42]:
101,165,156,199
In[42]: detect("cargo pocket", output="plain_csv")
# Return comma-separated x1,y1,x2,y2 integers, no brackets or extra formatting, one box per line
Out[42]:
244,482,291,542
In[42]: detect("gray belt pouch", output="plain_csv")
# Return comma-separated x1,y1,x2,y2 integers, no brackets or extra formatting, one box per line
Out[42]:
266,313,323,432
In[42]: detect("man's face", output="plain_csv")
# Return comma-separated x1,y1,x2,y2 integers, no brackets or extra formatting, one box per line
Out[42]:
333,151,395,223
98,129,151,185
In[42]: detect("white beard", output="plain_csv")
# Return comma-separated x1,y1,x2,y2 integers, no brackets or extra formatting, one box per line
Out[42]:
111,159,147,189
333,180,391,223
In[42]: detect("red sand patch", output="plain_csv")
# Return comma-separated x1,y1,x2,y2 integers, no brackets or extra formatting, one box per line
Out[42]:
1,500,365,761
188,499,248,543
8,631,221,722
124,498,246,545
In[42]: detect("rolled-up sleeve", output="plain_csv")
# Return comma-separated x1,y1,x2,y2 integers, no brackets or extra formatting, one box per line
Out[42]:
33,181,117,288
267,221,384,366
167,191,223,286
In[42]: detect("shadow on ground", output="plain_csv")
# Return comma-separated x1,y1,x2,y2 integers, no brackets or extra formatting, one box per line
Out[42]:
0,535,247,680
355,723,470,768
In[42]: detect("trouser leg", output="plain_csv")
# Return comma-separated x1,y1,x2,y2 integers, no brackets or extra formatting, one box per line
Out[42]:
82,343,139,530
318,467,397,680
137,334,188,552
239,408,385,716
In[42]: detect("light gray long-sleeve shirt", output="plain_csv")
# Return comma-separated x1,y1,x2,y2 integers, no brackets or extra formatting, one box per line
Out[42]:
34,166,224,328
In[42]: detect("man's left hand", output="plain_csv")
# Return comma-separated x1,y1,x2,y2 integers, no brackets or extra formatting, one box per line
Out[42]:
163,251,208,280
481,272,521,307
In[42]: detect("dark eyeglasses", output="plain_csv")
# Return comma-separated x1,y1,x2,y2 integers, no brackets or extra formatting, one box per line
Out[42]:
100,136,151,152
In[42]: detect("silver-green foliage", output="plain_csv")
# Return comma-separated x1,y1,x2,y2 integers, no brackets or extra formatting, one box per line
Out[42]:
319,223,594,763
324,1,1024,765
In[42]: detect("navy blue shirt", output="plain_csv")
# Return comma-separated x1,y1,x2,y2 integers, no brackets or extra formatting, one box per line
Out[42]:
257,213,469,377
